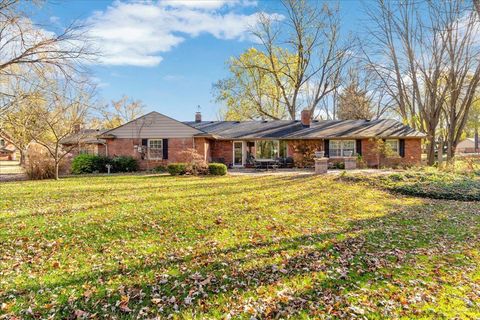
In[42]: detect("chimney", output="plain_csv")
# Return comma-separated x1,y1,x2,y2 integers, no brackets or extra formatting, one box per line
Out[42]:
74,124,81,133
301,109,311,128
195,112,202,123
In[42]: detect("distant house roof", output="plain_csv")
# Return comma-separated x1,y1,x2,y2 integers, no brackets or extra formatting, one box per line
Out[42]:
184,119,426,140
60,129,108,145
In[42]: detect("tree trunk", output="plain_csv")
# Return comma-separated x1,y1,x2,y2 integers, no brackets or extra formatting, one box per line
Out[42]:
438,138,443,167
475,129,479,153
55,161,60,180
19,149,26,166
426,135,436,166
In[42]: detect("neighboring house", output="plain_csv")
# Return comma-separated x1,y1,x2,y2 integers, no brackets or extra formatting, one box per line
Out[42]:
456,138,479,154
62,110,425,169
0,131,17,161
60,128,108,156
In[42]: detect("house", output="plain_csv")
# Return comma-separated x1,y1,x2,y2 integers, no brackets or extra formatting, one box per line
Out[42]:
60,128,109,156
0,131,17,161
456,138,479,154
64,110,425,169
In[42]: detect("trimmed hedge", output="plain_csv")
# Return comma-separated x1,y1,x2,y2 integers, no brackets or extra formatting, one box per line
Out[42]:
209,163,227,175
167,163,187,176
72,154,110,174
111,156,138,172
71,154,138,174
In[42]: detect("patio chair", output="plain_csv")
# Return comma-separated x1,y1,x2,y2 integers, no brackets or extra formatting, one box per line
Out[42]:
285,157,294,168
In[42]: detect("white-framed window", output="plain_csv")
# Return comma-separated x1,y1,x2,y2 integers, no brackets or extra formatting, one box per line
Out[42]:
385,139,399,155
148,139,163,160
329,140,356,157
0,139,4,147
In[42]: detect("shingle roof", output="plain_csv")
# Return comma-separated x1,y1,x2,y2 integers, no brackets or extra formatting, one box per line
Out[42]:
183,119,425,140
60,129,108,145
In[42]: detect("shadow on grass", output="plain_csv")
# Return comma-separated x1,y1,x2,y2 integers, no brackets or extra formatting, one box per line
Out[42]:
4,194,479,318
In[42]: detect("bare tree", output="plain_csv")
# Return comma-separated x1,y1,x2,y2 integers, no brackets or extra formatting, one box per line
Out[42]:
0,0,97,115
28,82,93,179
363,0,480,164
247,0,351,119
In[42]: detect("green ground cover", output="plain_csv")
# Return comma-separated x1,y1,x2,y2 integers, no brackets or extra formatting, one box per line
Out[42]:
0,174,479,319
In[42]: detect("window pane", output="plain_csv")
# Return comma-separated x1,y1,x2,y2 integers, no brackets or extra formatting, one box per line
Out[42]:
341,140,355,156
256,141,279,159
149,139,163,159
329,140,341,157
386,139,399,153
279,141,288,158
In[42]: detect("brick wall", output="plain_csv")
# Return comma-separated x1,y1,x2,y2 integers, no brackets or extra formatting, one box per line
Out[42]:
361,138,422,167
105,137,195,170
210,140,233,165
194,137,212,162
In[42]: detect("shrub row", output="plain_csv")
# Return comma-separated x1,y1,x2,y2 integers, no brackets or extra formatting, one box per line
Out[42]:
167,162,227,176
71,154,138,174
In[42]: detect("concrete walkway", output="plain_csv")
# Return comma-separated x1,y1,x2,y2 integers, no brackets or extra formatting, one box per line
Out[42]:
228,168,403,176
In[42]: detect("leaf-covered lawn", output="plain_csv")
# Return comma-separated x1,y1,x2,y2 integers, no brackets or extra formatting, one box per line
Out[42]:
0,174,479,319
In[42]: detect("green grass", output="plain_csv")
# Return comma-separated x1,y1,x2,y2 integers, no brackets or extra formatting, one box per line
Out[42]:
1,174,479,319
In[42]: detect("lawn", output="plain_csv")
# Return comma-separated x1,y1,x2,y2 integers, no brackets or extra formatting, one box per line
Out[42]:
0,174,479,319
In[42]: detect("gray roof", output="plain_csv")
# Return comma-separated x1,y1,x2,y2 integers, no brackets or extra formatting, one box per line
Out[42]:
184,119,425,140
60,129,108,145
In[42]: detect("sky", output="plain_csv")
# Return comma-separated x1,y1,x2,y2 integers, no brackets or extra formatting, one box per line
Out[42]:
32,0,365,122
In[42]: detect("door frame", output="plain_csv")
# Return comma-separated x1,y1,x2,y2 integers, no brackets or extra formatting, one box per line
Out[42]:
232,141,244,167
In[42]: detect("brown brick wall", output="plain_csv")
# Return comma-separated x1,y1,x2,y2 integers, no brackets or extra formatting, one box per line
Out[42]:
361,138,422,167
194,137,212,162
105,137,195,170
210,140,233,165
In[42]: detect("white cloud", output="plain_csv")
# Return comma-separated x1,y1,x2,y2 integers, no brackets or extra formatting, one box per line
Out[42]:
86,0,278,67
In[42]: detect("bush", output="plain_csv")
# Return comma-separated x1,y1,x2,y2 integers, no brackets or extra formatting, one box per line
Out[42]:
111,156,138,172
167,163,187,176
152,165,167,173
25,144,69,180
72,154,112,174
209,163,227,175
177,148,208,175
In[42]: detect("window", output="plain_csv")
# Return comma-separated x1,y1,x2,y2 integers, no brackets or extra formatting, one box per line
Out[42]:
385,139,399,155
79,145,98,155
148,139,163,159
329,140,356,157
0,139,4,147
279,140,288,158
256,140,279,159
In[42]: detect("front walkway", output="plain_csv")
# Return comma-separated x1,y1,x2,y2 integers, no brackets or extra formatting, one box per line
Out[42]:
228,168,403,176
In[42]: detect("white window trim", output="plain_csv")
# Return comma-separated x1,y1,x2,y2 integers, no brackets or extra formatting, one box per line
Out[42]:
329,140,356,158
385,139,400,155
232,141,244,166
148,139,163,160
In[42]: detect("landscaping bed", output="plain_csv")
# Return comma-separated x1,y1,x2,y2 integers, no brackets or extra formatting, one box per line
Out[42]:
340,168,480,201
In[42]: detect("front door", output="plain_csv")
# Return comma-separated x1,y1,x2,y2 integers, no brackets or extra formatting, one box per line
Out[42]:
233,141,244,166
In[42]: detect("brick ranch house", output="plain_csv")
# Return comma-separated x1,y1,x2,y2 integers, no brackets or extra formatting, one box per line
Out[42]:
62,110,425,170
0,131,17,161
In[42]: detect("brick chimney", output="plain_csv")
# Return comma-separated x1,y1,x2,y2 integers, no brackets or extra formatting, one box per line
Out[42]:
301,109,311,128
195,112,202,123
74,124,81,133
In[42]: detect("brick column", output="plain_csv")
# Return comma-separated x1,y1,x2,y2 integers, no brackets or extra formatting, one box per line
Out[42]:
314,158,328,174
344,157,357,170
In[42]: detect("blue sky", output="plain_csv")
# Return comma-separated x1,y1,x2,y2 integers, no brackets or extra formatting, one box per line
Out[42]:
34,0,364,121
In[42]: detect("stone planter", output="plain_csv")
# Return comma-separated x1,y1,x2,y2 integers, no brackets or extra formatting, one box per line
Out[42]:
344,157,357,170
314,157,328,174
314,151,325,158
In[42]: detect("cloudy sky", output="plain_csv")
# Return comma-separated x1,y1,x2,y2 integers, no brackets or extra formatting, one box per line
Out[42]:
35,0,363,121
